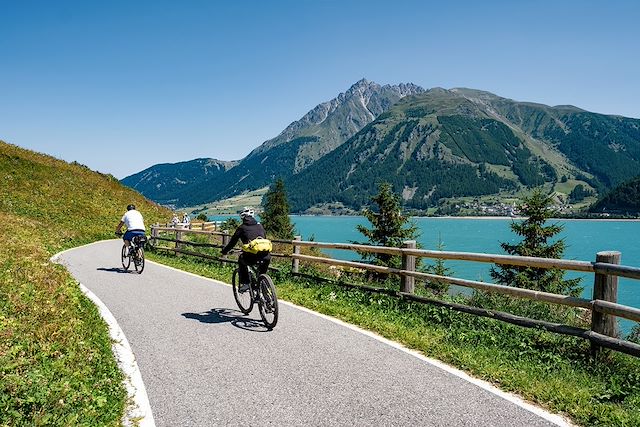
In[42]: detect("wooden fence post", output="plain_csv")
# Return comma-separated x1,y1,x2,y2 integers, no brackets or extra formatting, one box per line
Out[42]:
591,251,621,356
175,227,182,254
401,240,416,294
292,236,301,274
151,225,158,247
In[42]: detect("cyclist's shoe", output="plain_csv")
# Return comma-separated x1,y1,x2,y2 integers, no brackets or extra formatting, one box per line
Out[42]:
238,283,250,292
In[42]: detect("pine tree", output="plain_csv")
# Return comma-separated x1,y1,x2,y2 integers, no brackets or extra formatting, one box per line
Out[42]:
629,324,640,344
222,217,240,233
356,182,419,269
261,178,295,239
424,234,452,295
490,189,582,296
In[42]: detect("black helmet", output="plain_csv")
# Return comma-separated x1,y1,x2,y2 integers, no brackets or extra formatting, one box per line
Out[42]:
127,204,136,211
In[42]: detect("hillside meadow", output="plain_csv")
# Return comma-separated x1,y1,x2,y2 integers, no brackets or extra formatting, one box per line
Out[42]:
0,141,169,425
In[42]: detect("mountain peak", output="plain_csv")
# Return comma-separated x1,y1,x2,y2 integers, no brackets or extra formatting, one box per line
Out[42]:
252,79,424,156
353,77,370,86
345,78,378,95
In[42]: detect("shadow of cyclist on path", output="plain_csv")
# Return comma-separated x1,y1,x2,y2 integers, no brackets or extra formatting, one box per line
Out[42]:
182,308,272,332
96,267,132,274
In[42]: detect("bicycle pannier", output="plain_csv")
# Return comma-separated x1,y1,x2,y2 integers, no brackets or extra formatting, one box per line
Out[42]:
242,237,272,254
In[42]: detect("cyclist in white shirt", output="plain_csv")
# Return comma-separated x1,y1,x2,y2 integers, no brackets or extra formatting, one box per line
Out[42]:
115,204,146,251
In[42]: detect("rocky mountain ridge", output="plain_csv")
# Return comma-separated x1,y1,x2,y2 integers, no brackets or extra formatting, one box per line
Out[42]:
121,81,640,212
121,158,237,206
123,79,424,205
250,78,425,169
284,87,640,212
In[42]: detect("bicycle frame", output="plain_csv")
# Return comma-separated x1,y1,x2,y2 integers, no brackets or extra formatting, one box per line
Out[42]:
231,257,278,328
121,234,146,273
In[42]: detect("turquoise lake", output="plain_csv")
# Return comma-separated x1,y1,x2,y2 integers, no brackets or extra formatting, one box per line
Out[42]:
212,215,639,334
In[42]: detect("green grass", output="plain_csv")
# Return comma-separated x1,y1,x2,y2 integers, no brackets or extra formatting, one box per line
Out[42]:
146,249,640,427
184,187,268,217
1,141,171,426
484,163,519,181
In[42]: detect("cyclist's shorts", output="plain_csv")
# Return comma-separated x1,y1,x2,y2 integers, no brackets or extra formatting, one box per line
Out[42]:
124,230,145,242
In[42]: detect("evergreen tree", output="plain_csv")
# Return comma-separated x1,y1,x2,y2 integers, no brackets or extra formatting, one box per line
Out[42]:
569,184,591,203
356,182,419,269
424,234,452,295
261,178,295,239
490,189,582,296
222,217,240,233
629,324,640,345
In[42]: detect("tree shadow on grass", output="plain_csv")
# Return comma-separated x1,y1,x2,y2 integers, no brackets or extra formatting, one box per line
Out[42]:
182,308,271,332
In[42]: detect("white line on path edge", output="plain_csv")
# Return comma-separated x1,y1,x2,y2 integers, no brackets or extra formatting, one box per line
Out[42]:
151,259,576,427
51,241,155,427
80,283,155,427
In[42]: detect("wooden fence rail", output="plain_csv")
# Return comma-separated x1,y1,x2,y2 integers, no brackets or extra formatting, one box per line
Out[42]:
149,225,640,358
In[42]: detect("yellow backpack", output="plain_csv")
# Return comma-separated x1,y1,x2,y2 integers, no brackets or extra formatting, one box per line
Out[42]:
242,237,272,254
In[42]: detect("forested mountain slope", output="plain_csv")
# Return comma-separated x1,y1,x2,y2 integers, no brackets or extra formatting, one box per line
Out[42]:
122,79,423,206
122,84,640,211
286,88,640,211
120,158,237,206
453,88,640,191
590,176,640,215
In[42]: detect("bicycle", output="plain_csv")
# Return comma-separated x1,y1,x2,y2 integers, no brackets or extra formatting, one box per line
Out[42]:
231,256,279,329
116,232,147,274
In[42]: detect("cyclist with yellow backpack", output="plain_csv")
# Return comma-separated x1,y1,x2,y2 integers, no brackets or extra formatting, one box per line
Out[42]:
221,207,272,292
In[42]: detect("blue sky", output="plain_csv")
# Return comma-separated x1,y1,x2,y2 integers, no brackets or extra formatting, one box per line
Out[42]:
1,0,639,178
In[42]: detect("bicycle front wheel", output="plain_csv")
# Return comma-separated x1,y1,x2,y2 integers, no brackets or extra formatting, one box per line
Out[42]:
121,245,130,271
134,246,145,274
232,269,253,314
257,274,278,329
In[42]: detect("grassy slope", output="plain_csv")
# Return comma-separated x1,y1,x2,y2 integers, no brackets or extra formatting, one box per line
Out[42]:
184,187,268,217
0,141,170,425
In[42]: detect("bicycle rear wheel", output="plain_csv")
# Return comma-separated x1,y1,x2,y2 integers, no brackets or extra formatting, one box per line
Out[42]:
232,268,253,314
121,245,130,271
134,246,145,274
257,274,278,329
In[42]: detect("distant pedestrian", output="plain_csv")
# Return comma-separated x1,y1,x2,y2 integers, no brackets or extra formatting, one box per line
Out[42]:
182,212,191,225
171,213,179,226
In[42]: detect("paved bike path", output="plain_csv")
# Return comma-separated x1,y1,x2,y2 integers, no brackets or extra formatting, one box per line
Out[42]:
58,240,568,427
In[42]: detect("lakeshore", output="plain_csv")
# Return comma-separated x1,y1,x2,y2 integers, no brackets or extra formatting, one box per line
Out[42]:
417,215,640,221
287,215,639,335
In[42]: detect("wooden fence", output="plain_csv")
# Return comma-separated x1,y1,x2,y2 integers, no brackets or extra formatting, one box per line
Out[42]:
160,221,224,231
149,225,640,358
